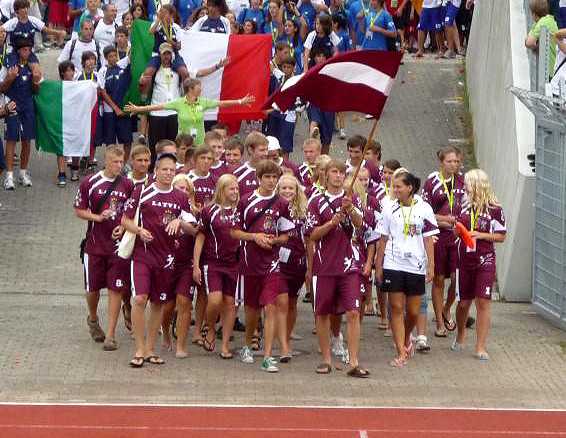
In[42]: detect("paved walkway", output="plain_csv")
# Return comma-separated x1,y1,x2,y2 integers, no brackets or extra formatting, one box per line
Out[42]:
0,50,565,409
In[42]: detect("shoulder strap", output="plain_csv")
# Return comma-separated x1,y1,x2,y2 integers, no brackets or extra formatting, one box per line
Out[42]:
245,195,279,231
95,40,102,69
553,56,566,79
94,175,122,214
68,39,77,62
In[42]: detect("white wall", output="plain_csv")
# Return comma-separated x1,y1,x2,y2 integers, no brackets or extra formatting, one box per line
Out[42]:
466,0,535,301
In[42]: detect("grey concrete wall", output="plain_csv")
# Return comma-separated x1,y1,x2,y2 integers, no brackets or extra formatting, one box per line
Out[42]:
466,0,536,301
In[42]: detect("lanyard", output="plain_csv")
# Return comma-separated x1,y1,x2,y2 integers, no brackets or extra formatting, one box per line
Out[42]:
360,0,369,17
164,21,173,40
0,43,6,67
270,21,278,44
440,173,454,214
287,37,295,58
83,71,94,81
369,9,383,28
384,182,388,197
470,208,478,231
400,198,414,237
161,67,172,89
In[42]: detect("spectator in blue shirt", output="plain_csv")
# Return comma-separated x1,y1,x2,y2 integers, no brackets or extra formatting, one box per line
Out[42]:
69,0,87,38
237,0,265,30
349,0,371,48
359,0,396,50
332,12,352,52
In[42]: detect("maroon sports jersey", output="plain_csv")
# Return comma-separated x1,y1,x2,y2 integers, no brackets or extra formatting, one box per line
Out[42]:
279,217,307,275
277,157,302,181
305,191,363,276
74,171,135,256
305,184,323,206
232,191,295,275
198,203,239,265
298,162,314,188
457,204,506,267
233,162,258,196
346,159,382,188
124,183,195,268
422,171,466,245
209,161,234,179
188,170,218,208
174,232,195,269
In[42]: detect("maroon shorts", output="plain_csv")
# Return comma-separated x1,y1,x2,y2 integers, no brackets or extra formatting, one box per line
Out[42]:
131,260,174,304
174,264,195,300
236,273,283,309
83,252,130,293
312,274,362,316
456,264,496,301
280,270,305,299
203,262,237,297
434,244,458,278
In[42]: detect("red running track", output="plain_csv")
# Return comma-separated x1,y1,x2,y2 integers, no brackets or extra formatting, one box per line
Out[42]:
1,404,566,438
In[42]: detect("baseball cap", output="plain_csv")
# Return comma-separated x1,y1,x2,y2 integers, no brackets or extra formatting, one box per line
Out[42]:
267,136,281,151
159,42,173,55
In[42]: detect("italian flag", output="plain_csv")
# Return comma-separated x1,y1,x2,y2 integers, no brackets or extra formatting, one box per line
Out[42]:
125,20,271,127
35,81,98,157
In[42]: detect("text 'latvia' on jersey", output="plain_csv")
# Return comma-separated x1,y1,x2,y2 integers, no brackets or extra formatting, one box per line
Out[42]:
74,172,135,256
232,191,295,276
188,171,218,208
124,183,195,269
305,191,364,276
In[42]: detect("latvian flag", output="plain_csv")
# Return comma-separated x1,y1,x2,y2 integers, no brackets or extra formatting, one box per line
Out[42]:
126,20,271,126
34,80,98,157
262,50,403,119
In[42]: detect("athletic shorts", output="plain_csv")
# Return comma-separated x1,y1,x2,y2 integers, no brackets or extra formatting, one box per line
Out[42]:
83,252,130,293
278,120,296,153
417,7,443,33
173,263,195,300
312,274,362,316
392,4,411,29
307,103,335,145
236,273,283,309
381,269,425,296
280,270,305,299
203,262,237,297
146,53,187,71
434,243,457,278
131,260,174,304
103,112,133,145
456,264,496,301
5,105,36,141
444,2,459,26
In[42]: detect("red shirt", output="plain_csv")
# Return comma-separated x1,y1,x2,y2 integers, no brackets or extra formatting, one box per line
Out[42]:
233,162,258,197
232,191,295,276
74,171,134,256
198,203,239,265
124,183,195,268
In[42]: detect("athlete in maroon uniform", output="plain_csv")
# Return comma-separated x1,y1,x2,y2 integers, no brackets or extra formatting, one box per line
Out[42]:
422,148,466,337
298,138,322,188
452,169,506,360
193,174,240,359
205,130,233,179
230,161,295,373
346,135,382,189
305,159,368,378
128,145,152,187
75,146,135,350
233,132,269,196
121,153,198,368
188,146,218,208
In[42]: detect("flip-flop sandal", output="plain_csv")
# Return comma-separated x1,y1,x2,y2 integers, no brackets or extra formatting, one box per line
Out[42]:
389,357,407,367
145,355,165,365
476,352,490,361
315,363,332,374
122,305,132,331
404,341,415,358
442,313,457,331
435,329,447,338
129,356,144,368
219,351,234,359
200,325,209,337
347,366,370,378
175,352,188,359
203,337,215,352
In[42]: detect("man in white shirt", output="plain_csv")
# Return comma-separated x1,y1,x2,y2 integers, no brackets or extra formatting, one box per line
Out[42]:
110,0,129,24
58,19,104,72
93,3,117,49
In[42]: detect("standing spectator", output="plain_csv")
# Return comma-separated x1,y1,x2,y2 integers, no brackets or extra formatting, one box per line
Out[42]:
303,14,340,70
68,0,86,39
115,26,129,59
526,0,559,77
47,0,69,47
359,0,396,51
93,3,118,49
176,0,202,28
261,0,283,51
279,14,307,73
0,38,39,190
78,0,103,38
414,0,444,58
129,3,146,21
58,19,103,72
110,0,129,24
237,0,265,30
190,0,231,33
442,0,461,58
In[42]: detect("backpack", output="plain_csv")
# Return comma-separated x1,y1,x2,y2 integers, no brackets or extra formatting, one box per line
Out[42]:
69,39,102,70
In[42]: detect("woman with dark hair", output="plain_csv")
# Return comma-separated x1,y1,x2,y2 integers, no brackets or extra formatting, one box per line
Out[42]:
262,0,284,48
242,19,258,34
190,0,231,33
130,3,147,20
375,168,438,367
303,14,340,69
187,5,209,28
279,14,307,73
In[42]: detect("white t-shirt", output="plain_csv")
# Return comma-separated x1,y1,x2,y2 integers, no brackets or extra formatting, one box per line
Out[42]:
150,66,182,116
304,30,341,49
0,0,15,19
225,0,248,17
422,0,442,8
93,20,117,49
57,38,106,72
110,0,130,24
560,0,566,8
378,195,439,275
552,38,566,96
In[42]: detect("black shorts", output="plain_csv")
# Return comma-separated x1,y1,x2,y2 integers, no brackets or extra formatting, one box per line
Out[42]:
393,3,411,29
381,269,425,296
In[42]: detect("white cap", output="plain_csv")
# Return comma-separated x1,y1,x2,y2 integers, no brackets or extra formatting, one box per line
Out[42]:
267,136,281,151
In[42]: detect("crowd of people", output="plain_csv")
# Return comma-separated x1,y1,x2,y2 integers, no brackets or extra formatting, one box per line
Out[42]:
0,0,506,378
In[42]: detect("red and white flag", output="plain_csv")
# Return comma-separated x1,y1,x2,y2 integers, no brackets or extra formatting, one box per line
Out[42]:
261,50,403,119
180,32,271,125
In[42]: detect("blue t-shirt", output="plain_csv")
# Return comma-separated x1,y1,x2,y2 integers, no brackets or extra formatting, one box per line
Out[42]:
177,0,202,27
348,0,371,47
69,0,86,32
199,17,228,33
299,3,316,31
238,8,265,29
3,59,34,105
152,22,182,53
361,8,395,50
101,63,131,110
147,0,179,22
335,28,352,53
278,35,304,74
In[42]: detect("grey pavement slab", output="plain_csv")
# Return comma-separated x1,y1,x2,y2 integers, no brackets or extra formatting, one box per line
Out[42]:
0,49,564,409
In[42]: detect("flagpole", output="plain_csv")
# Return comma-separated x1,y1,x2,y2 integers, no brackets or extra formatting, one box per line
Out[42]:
346,118,379,196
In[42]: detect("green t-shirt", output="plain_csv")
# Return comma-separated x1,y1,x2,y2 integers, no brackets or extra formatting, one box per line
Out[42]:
163,97,219,146
529,14,559,72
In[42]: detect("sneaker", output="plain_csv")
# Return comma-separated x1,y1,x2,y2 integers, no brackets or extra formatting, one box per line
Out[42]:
240,346,254,364
365,114,375,120
71,169,79,181
3,174,15,190
19,172,32,187
57,173,67,187
67,157,72,166
415,335,431,352
332,333,345,357
261,356,279,373
442,50,456,59
87,316,106,342
233,317,246,332
103,339,118,351
341,348,350,364
339,128,347,139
